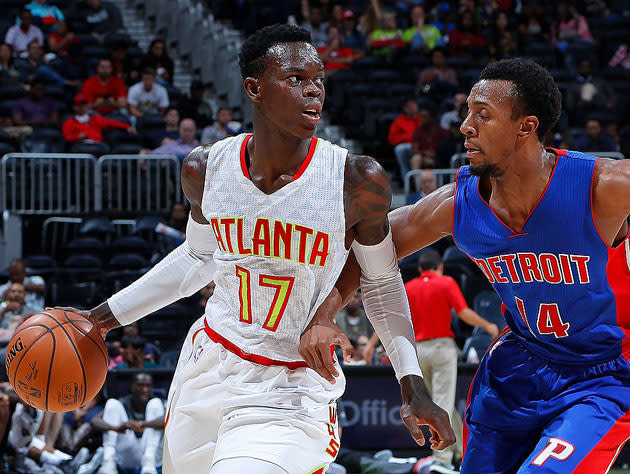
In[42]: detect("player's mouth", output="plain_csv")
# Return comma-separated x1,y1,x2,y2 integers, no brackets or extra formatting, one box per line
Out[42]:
302,104,322,123
465,142,482,158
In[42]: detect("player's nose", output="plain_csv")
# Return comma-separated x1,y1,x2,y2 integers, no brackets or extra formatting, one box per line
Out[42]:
303,80,321,97
460,115,476,136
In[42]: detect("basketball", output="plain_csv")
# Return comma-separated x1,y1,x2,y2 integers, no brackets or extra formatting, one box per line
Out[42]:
5,309,108,412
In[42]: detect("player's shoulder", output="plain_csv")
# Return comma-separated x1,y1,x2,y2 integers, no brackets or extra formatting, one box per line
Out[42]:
345,153,389,187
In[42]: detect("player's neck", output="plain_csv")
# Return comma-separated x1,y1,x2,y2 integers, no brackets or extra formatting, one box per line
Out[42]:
248,123,313,181
485,145,556,227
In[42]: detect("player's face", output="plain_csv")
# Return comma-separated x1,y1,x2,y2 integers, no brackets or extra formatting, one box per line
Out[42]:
255,42,325,139
461,79,522,178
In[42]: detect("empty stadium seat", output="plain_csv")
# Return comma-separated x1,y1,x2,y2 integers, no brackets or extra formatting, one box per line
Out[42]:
109,236,152,258
473,290,506,331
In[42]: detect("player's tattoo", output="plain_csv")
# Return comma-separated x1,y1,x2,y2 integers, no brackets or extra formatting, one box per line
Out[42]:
344,154,392,245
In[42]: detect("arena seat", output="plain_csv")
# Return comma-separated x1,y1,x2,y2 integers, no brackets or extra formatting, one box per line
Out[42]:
473,291,506,332
109,235,152,258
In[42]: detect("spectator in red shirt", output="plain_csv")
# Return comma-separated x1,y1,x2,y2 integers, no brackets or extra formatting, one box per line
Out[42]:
410,107,448,170
317,25,355,73
448,10,487,57
388,98,421,183
62,93,135,153
81,58,127,115
406,249,498,473
47,20,78,55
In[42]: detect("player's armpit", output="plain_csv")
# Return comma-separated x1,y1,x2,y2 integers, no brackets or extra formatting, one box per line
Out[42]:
591,157,630,246
389,182,456,259
181,144,213,224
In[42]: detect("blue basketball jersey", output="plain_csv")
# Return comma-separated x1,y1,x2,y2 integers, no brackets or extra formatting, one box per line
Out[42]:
453,149,630,364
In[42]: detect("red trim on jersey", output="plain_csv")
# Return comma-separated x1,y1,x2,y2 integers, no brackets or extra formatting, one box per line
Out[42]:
203,319,308,369
477,153,560,235
451,167,459,247
573,408,630,473
240,134,253,179
546,147,568,157
239,134,318,182
292,137,318,181
605,235,630,361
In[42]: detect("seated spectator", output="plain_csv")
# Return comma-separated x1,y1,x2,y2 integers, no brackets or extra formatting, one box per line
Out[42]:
448,10,486,57
368,11,406,57
0,282,41,337
436,119,465,168
430,1,456,37
15,41,66,87
402,5,442,54
149,106,180,147
178,80,212,128
575,118,618,153
26,0,65,28
302,6,328,48
92,373,164,474
142,118,199,162
340,10,366,52
59,394,104,454
551,2,594,51
565,58,616,126
417,48,458,98
47,20,79,55
11,78,58,128
121,322,160,364
62,93,135,153
4,9,44,56
0,258,46,308
343,335,370,366
0,388,10,460
517,2,549,45
201,107,234,145
335,291,373,341
156,201,188,254
0,43,23,87
70,0,124,38
110,40,141,86
52,41,89,87
128,67,169,118
411,107,448,169
114,335,160,369
388,98,421,182
108,340,124,370
609,41,630,70
406,168,439,205
440,92,467,129
489,11,518,59
81,58,127,115
317,25,354,72
140,39,174,85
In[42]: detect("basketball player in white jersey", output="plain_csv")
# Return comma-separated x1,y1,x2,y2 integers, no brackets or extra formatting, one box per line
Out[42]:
70,25,454,473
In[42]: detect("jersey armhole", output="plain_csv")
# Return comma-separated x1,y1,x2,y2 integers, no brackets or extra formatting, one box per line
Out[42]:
451,167,460,247
590,156,617,250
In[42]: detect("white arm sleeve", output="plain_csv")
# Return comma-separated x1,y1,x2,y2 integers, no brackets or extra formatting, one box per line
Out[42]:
107,215,217,325
352,230,423,381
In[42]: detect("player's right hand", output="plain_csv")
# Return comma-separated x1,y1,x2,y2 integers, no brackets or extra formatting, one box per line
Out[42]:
299,317,353,384
50,306,107,340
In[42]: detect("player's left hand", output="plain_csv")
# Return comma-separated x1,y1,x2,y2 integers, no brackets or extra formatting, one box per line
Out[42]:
299,316,353,384
399,375,456,450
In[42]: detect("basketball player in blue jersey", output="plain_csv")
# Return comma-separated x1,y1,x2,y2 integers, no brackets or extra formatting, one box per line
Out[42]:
61,25,454,473
301,57,630,473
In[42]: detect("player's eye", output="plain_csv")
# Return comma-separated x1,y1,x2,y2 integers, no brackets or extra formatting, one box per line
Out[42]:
314,77,324,85
287,76,299,84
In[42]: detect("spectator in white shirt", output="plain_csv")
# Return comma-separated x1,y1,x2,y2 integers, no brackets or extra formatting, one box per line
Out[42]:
127,67,169,118
4,9,44,55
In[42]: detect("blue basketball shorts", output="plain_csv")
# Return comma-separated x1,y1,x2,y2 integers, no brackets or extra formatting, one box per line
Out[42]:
461,331,630,473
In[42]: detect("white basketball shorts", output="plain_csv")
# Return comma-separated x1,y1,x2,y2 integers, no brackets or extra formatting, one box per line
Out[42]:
162,316,346,474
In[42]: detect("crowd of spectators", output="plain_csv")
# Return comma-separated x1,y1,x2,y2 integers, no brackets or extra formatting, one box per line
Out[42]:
0,0,241,160
210,0,630,187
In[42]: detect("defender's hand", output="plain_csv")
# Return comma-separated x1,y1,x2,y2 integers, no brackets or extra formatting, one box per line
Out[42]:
400,375,456,450
299,317,353,383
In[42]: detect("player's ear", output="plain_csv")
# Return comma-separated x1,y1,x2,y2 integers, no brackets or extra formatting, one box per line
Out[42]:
518,116,539,138
244,77,262,103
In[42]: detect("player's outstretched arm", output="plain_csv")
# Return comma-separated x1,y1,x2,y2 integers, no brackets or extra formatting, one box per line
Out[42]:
68,145,217,339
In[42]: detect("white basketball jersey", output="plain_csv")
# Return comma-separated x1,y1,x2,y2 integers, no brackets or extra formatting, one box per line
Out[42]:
201,133,349,363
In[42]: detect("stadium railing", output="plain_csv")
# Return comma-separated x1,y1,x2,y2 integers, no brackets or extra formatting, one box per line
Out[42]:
94,154,182,214
1,153,96,215
403,168,459,196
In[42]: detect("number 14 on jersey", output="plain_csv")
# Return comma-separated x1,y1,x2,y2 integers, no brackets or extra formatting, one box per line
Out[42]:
235,265,295,332
515,296,570,338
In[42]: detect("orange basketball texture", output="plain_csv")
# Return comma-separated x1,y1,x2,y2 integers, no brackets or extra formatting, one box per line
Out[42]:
5,310,108,412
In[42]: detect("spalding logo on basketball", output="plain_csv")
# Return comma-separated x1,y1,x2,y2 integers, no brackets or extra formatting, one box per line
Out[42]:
5,309,108,412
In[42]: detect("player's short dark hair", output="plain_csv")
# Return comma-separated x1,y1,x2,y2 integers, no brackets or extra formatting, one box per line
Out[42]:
418,249,441,271
239,24,313,79
478,58,561,141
